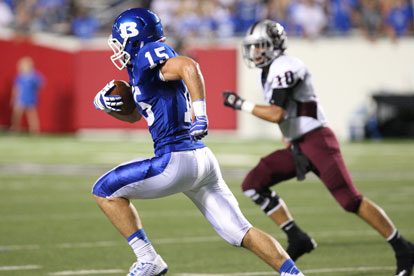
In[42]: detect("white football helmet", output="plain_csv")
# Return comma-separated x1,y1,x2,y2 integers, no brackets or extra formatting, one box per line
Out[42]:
242,20,287,68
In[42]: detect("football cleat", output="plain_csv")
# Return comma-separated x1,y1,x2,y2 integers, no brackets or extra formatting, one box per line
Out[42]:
395,241,414,276
286,232,317,261
127,255,168,276
280,272,306,276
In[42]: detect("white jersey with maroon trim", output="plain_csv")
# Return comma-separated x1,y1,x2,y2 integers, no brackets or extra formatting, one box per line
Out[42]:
258,54,328,141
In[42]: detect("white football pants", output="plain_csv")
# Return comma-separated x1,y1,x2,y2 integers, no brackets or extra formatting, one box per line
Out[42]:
93,147,252,246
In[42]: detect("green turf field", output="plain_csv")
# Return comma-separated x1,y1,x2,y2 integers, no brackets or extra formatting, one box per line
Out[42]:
1,133,413,276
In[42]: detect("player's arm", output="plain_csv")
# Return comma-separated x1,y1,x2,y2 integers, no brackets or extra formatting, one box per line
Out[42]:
10,84,17,107
93,80,142,123
251,104,285,123
222,90,286,124
160,56,208,142
160,56,205,101
107,108,142,123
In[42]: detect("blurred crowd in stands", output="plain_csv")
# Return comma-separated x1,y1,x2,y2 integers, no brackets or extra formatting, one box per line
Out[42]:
0,0,413,43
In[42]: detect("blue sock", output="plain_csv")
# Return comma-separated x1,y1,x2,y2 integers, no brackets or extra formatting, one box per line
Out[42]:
127,229,150,243
279,259,302,275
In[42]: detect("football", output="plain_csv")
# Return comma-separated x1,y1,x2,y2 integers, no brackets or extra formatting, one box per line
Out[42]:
109,80,136,115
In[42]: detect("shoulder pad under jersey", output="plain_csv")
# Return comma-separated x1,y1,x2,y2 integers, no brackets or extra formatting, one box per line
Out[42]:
270,55,307,89
136,42,177,72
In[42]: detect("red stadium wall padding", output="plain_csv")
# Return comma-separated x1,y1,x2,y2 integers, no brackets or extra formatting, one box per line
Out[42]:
190,48,237,129
0,39,76,132
0,39,237,132
73,49,148,130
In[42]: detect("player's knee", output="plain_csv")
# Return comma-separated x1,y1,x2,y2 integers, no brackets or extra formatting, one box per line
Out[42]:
243,189,282,215
92,181,108,198
221,235,243,247
219,226,252,247
92,172,117,198
93,194,108,207
241,160,271,192
241,170,258,192
339,196,363,213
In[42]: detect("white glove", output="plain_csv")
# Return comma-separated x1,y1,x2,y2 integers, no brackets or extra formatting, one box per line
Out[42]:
93,80,123,113
190,115,208,142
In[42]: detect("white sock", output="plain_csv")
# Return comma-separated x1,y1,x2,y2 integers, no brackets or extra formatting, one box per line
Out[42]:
128,236,157,261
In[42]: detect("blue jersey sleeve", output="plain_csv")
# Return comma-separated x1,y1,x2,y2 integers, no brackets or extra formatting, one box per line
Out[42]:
136,42,177,73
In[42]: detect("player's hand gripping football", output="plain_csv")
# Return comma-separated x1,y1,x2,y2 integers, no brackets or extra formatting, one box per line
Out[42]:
93,80,123,113
222,91,245,110
190,115,208,142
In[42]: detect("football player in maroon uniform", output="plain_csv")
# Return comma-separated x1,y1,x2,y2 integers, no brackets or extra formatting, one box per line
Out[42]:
223,19,414,276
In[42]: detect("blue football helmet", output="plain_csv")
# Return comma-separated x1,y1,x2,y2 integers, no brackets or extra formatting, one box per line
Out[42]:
108,8,165,70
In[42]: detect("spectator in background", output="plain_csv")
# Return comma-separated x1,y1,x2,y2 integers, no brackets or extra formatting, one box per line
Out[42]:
174,0,202,39
196,1,219,39
328,0,359,35
4,0,414,41
0,0,13,28
153,0,236,42
266,0,291,29
358,0,383,41
71,7,99,40
209,0,236,40
151,0,180,37
13,0,36,37
9,0,70,35
383,0,414,42
10,57,44,134
292,0,328,39
33,0,70,34
233,0,266,35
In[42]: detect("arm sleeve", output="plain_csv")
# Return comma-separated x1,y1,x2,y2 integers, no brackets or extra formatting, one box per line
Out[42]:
270,88,290,108
270,79,301,108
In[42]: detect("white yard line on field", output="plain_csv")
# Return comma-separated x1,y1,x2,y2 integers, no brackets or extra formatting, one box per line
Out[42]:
175,266,395,276
0,241,121,251
49,269,124,275
2,227,414,252
0,244,41,250
305,266,394,273
0,265,41,271
48,266,396,276
2,163,414,181
0,236,221,251
55,241,120,249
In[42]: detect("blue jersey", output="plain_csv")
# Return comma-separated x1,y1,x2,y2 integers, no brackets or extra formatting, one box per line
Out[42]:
127,42,205,156
14,70,44,107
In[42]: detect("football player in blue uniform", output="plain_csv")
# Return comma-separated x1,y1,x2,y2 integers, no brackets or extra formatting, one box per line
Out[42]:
92,8,308,276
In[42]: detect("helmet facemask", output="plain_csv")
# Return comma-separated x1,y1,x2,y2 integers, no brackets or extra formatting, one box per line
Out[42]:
242,20,287,68
242,38,275,68
108,35,134,70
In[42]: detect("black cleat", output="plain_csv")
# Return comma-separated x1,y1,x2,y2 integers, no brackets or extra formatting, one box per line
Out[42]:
286,232,317,261
395,241,414,276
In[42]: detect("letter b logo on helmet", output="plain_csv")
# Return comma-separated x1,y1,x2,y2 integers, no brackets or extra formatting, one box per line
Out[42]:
108,8,165,70
119,22,139,39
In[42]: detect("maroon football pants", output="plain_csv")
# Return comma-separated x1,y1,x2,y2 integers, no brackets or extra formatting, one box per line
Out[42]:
242,127,363,212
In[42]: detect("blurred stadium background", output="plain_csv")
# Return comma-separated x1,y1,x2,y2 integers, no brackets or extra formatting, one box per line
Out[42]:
0,0,414,275
0,0,413,139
